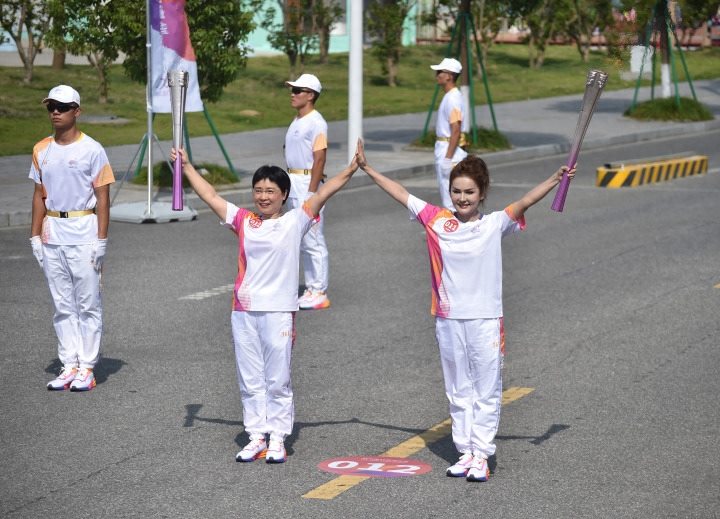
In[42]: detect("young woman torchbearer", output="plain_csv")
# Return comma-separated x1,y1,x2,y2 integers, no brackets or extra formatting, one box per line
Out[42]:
354,140,574,482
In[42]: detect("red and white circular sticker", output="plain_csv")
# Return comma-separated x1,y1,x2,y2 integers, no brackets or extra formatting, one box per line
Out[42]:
318,456,432,478
443,219,459,232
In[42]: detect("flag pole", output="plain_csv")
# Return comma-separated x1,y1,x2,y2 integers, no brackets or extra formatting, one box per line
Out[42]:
145,0,154,217
347,0,363,163
110,0,196,223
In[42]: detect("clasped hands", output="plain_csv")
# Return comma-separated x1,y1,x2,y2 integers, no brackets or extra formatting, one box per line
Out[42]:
353,139,368,170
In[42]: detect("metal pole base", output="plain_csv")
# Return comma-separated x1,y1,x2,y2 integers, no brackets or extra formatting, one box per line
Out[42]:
110,201,197,224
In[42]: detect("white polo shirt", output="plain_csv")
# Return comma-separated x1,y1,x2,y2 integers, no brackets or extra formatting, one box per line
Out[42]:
436,87,465,138
284,109,328,199
407,194,525,319
224,202,318,312
29,133,115,245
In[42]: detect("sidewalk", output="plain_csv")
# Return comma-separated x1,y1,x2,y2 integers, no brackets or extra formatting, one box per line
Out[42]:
1,79,718,227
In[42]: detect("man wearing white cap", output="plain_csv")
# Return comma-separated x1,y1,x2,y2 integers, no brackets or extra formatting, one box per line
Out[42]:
284,73,331,310
29,85,115,392
431,58,468,209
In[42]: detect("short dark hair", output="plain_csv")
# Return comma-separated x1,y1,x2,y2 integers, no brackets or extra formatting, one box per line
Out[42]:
449,155,490,199
252,165,291,204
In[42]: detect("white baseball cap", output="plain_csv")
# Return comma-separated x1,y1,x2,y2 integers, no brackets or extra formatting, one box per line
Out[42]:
285,73,322,93
430,58,462,74
42,85,81,106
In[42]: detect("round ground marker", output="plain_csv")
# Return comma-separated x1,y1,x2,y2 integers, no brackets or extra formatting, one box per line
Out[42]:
318,456,432,478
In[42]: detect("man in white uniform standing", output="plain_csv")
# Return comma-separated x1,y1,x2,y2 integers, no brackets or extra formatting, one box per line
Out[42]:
29,85,115,391
431,58,468,209
284,73,331,310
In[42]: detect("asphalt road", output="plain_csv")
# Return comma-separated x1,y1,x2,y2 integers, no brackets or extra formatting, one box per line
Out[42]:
1,131,719,518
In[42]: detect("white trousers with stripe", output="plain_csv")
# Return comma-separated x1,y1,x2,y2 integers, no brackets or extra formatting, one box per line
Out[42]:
286,178,329,292
434,141,467,210
435,317,504,458
231,311,294,441
42,243,102,370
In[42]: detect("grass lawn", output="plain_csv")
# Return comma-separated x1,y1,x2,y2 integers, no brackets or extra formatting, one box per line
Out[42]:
1,44,718,157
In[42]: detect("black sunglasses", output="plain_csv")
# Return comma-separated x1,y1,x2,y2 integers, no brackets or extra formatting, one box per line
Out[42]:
291,87,313,95
46,102,78,113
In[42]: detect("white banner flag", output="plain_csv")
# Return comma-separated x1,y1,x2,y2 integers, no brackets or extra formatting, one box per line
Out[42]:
150,0,203,113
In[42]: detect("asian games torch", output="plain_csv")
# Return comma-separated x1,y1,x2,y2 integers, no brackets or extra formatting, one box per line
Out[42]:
551,69,608,212
168,70,189,211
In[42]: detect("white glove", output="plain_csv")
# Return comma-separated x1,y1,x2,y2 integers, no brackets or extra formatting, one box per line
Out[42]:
441,157,454,171
30,235,43,268
304,191,315,201
91,238,107,272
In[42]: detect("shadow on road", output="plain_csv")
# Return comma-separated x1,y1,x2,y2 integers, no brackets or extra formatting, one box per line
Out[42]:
183,403,570,464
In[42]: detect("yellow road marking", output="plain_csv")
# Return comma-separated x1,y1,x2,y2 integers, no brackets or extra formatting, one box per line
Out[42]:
303,475,371,500
715,283,720,289
303,386,535,500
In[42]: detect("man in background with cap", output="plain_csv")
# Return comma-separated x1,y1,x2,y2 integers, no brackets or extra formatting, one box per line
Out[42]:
431,58,468,209
29,84,115,392
284,73,331,310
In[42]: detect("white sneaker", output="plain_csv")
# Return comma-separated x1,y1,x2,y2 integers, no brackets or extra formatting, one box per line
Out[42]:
446,453,474,477
466,455,490,482
298,289,330,310
47,366,78,391
69,368,96,391
265,439,286,463
236,436,267,462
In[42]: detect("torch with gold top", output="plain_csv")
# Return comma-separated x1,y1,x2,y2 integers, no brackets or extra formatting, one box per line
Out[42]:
168,70,189,211
551,69,608,212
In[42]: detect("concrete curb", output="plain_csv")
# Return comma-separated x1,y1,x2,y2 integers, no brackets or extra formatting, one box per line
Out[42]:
596,154,709,188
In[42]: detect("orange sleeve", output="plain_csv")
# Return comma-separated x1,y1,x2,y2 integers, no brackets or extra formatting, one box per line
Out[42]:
449,107,462,125
312,133,328,152
93,164,116,188
505,204,527,230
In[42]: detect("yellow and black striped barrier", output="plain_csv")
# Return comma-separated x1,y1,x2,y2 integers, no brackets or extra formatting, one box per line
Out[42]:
596,154,708,188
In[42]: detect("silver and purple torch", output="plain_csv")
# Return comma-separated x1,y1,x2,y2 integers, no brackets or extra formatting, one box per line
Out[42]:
551,69,608,212
168,70,189,211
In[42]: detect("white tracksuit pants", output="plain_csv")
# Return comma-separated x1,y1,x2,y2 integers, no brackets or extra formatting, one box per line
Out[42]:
42,243,102,370
286,195,329,292
231,311,295,441
435,317,504,458
434,141,467,210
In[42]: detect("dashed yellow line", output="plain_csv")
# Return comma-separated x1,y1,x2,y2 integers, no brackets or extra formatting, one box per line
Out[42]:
303,475,371,500
303,386,535,500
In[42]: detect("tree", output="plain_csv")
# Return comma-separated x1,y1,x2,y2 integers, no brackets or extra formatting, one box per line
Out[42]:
116,0,254,103
0,0,50,83
48,2,68,70
619,0,716,97
46,0,121,103
419,0,504,78
473,0,508,65
616,0,717,109
668,0,718,46
564,0,614,62
252,0,318,78
312,0,344,64
367,0,415,87
510,0,573,68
